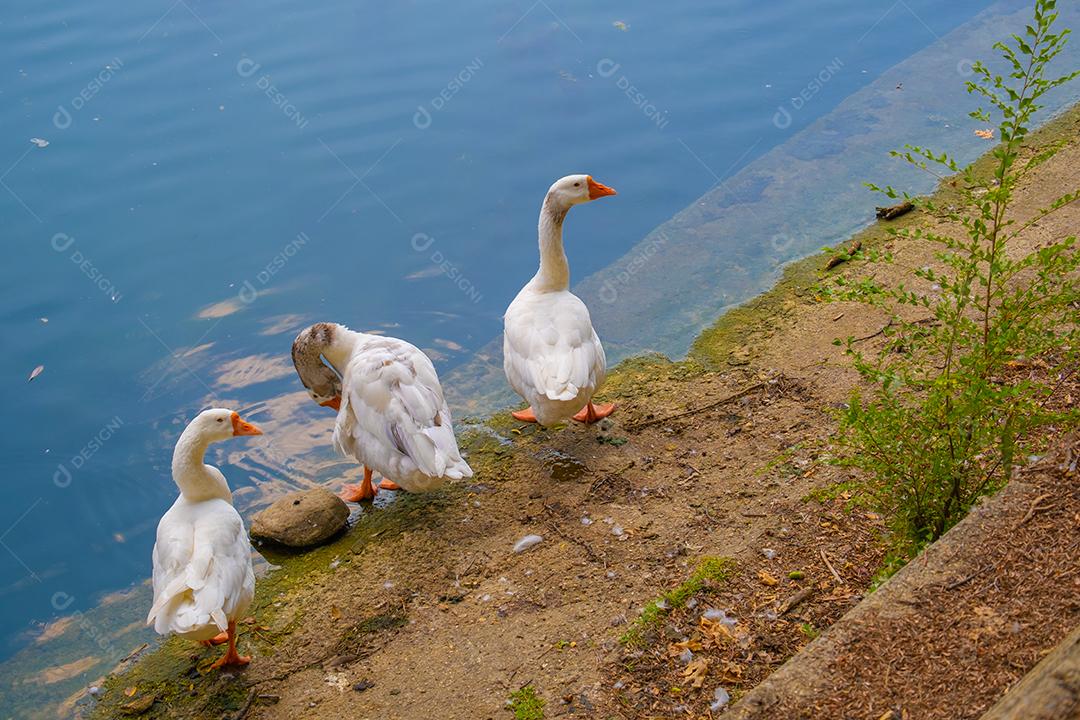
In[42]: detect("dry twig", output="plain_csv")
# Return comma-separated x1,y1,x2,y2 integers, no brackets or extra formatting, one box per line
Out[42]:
624,382,767,431
1015,492,1055,528
820,549,843,584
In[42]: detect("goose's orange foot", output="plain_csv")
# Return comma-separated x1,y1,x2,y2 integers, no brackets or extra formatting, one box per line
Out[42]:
572,402,616,424
201,631,228,647
377,479,401,491
340,467,376,502
209,621,250,670
210,648,251,669
511,407,538,423
339,483,376,502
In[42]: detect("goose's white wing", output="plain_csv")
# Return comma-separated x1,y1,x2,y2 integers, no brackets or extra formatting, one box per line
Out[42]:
333,337,472,484
148,496,254,639
503,290,606,403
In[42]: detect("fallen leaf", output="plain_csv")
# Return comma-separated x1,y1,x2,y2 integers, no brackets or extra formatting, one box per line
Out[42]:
682,657,709,688
667,638,702,657
124,686,137,697
718,659,744,683
120,693,156,715
28,365,44,382
330,605,342,621
699,617,735,646
974,128,994,139
758,570,779,586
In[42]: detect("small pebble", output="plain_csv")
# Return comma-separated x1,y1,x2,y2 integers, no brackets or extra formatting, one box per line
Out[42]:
580,516,593,526
762,548,776,560
513,534,543,553
88,686,102,698
611,524,624,537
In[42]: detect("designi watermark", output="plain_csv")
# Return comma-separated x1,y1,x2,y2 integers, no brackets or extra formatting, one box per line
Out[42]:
596,59,670,130
410,233,482,303
772,57,844,130
53,58,124,130
236,57,309,129
238,231,310,304
52,416,124,488
598,231,669,303
50,233,122,303
50,592,124,659
413,58,484,130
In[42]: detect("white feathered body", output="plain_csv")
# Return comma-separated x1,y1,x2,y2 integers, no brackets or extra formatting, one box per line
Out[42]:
148,471,254,641
503,282,607,426
332,333,473,492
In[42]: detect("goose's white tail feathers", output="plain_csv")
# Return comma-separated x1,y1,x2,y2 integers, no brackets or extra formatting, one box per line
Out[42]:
148,499,254,638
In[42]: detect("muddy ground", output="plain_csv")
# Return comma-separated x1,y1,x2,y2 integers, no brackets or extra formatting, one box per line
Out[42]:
79,107,1080,720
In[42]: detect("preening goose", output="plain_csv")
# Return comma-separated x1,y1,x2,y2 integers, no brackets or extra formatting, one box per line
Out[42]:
292,322,473,502
147,408,262,669
503,174,617,426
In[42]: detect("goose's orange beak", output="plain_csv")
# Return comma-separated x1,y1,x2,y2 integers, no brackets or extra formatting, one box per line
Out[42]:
587,176,617,200
231,412,263,436
319,396,341,411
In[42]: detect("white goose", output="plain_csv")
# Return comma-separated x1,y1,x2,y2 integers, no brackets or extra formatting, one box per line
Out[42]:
147,408,261,669
292,322,473,502
503,174,618,426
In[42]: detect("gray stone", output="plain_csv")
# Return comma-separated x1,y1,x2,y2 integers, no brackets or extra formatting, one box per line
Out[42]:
250,488,349,548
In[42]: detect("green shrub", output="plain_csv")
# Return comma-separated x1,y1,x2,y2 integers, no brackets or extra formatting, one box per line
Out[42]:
826,0,1079,557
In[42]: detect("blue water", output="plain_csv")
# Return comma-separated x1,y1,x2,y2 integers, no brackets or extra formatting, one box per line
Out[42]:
0,0,996,670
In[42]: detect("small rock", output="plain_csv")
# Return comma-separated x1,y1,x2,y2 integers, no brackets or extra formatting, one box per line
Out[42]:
250,488,349,548
88,686,102,698
762,548,776,560
352,680,375,692
513,534,543,553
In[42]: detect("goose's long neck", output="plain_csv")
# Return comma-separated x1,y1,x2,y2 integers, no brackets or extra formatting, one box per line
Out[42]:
534,196,570,291
319,325,360,372
171,428,230,503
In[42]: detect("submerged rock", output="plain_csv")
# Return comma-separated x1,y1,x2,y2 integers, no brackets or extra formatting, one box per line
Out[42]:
250,488,349,548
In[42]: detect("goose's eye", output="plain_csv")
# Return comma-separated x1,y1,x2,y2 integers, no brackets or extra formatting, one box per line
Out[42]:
573,182,581,187
216,418,224,423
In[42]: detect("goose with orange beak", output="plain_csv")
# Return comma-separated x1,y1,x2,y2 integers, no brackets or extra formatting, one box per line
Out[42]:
147,408,262,669
503,174,618,426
